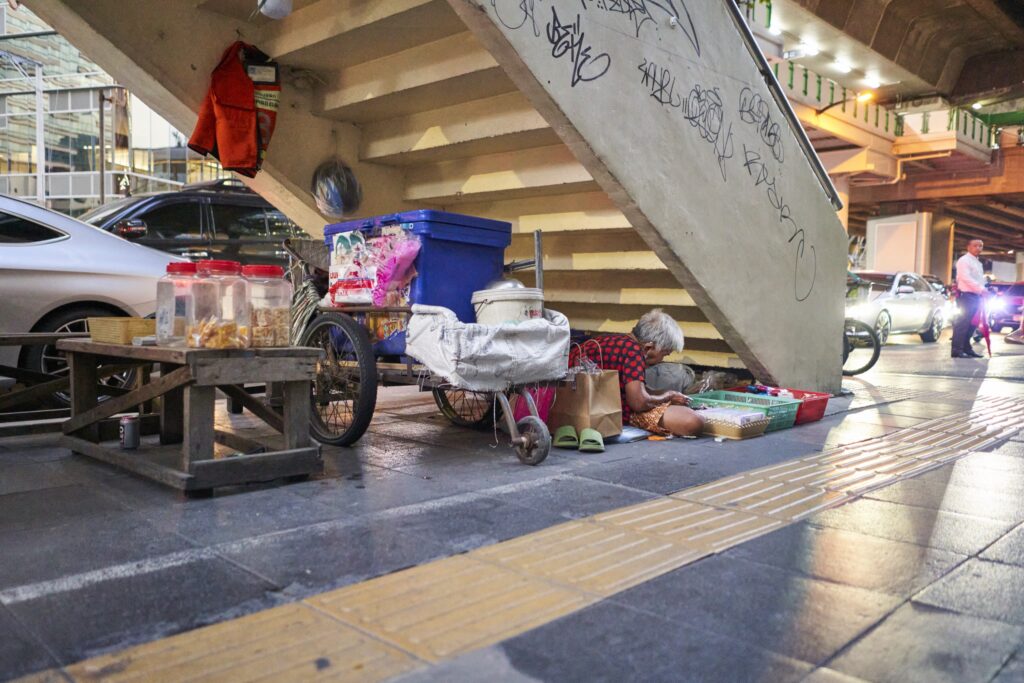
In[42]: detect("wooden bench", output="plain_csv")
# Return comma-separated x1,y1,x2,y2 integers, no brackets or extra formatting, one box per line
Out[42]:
58,339,322,493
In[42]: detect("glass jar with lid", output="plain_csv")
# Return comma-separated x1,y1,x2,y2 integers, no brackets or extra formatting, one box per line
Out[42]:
242,265,292,347
156,261,197,346
188,260,250,348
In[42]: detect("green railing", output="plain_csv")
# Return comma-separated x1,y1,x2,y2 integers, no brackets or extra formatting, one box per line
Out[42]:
772,61,896,135
947,108,994,148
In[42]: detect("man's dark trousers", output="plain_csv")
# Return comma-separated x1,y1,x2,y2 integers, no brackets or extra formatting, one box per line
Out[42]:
952,292,981,354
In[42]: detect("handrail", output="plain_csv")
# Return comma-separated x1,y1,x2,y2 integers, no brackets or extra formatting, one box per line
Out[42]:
724,1,843,210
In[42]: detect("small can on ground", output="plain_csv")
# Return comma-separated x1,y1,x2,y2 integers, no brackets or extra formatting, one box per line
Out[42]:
119,415,140,449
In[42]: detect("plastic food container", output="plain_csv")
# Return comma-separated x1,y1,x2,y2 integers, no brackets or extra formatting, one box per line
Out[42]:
471,287,544,325
243,264,292,347
687,390,801,432
324,210,511,355
188,260,250,349
155,262,197,347
726,385,832,425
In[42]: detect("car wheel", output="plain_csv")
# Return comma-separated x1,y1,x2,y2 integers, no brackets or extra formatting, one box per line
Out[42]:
874,311,892,345
920,312,942,343
20,306,134,408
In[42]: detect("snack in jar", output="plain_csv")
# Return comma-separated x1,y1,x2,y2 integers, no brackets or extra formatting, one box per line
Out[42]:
188,260,250,349
242,264,292,347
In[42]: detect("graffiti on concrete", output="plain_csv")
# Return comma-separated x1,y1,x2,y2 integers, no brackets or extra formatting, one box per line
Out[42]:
585,0,700,57
546,7,611,86
683,84,734,182
638,58,681,107
742,145,816,301
738,87,784,164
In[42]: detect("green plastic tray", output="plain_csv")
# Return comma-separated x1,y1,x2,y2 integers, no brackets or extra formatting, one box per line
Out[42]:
688,390,801,432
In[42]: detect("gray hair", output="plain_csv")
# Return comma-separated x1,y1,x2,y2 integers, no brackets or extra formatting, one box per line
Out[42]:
632,308,685,353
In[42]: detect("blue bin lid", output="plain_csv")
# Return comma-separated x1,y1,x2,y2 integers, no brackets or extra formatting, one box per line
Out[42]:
325,210,510,237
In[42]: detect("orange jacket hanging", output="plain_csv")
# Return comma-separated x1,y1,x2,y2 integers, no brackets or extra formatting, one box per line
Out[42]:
189,41,280,178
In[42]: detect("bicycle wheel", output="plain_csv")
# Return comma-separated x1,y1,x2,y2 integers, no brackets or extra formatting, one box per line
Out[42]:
432,386,495,428
299,312,378,446
843,318,881,376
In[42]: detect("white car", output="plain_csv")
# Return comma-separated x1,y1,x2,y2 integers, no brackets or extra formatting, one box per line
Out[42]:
0,194,183,403
846,270,947,345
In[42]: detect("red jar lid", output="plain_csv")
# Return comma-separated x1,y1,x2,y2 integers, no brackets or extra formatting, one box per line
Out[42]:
242,265,286,279
197,259,242,274
166,262,197,274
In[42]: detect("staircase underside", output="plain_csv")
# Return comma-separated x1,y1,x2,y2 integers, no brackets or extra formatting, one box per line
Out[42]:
28,0,848,390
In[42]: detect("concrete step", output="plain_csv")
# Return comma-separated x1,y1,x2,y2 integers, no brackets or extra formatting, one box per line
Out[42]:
319,31,515,123
258,0,465,72
361,92,559,166
404,144,596,204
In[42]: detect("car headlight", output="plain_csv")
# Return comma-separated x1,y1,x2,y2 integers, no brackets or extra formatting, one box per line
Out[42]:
988,298,1007,314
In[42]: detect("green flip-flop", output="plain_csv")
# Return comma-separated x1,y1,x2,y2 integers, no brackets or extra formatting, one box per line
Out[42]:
553,425,579,449
578,428,605,453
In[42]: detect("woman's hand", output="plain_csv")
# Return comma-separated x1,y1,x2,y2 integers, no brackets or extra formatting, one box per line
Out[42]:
668,392,690,406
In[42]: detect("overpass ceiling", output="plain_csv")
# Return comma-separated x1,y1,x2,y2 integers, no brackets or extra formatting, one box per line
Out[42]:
850,195,1024,253
778,0,1024,99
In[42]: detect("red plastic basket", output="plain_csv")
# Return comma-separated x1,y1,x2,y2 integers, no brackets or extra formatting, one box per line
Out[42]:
726,386,831,425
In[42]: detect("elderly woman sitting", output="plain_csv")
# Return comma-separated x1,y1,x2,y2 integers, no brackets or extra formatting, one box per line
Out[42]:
571,309,705,437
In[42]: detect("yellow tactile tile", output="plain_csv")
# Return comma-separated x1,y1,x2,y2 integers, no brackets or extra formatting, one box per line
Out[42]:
65,603,420,683
592,497,783,551
472,520,706,596
307,554,593,661
863,456,942,478
748,459,839,482
716,480,849,521
671,474,782,506
8,671,67,683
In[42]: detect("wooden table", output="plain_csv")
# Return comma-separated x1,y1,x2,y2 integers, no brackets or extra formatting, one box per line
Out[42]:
58,339,322,493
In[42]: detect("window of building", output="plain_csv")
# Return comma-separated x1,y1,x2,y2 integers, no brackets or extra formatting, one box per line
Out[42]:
136,202,202,240
0,212,66,243
210,204,268,239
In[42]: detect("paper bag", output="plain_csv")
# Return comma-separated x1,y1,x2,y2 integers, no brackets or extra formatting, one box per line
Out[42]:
546,370,622,438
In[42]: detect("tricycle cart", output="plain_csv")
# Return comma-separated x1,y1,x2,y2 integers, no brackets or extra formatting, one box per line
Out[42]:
283,230,554,466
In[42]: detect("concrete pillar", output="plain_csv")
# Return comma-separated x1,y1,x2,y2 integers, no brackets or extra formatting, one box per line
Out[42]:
832,175,850,232
1016,252,1024,281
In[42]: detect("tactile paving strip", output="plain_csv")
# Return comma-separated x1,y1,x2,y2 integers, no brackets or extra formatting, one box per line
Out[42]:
64,603,421,683
31,397,1024,682
307,554,593,662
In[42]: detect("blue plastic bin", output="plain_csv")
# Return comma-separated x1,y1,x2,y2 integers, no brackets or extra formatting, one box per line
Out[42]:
324,210,512,355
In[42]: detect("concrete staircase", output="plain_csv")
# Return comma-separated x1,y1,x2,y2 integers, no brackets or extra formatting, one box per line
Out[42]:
28,0,848,389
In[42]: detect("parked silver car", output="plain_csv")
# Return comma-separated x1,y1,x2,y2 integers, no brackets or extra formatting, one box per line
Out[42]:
846,270,947,344
0,194,181,403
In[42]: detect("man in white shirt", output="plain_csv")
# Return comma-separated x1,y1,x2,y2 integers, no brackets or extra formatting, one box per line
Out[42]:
952,239,987,358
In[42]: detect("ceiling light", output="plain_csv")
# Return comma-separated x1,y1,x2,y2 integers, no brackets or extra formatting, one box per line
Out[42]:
972,102,983,110
768,25,782,36
863,73,882,89
856,91,875,104
832,60,852,74
798,41,820,57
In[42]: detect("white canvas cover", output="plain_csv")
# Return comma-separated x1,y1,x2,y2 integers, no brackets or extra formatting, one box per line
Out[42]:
406,305,570,392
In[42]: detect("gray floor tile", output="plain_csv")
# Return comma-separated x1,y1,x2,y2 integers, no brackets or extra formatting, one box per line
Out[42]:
372,495,565,555
0,512,195,591
828,602,1024,683
0,461,74,496
993,652,1024,682
138,488,349,546
286,465,467,516
483,474,656,520
840,409,931,429
499,600,814,683
613,555,900,665
808,497,1016,555
5,556,275,666
0,605,60,681
0,485,126,532
982,524,1024,566
873,401,973,420
216,518,447,594
802,668,870,682
725,522,967,596
865,477,1024,524
916,559,1024,625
